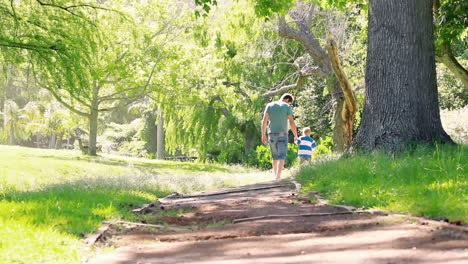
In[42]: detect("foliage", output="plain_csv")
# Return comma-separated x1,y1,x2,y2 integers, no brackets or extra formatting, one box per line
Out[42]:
434,0,468,47
0,0,102,93
0,145,269,264
249,143,298,169
437,61,468,110
159,0,303,162
0,100,29,143
295,80,332,139
440,107,468,144
0,128,8,144
295,144,467,221
100,118,148,157
216,139,245,164
313,136,333,156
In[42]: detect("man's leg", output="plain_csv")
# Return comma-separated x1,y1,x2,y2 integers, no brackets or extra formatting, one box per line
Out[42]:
272,159,278,178
276,159,285,181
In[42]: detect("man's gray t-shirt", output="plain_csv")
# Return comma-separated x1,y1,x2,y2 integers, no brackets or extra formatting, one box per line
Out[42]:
264,101,294,134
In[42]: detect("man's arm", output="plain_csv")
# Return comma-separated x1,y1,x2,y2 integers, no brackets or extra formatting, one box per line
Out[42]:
288,115,298,142
261,112,269,144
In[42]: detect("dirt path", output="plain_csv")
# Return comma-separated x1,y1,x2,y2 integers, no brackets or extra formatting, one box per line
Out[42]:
87,180,468,264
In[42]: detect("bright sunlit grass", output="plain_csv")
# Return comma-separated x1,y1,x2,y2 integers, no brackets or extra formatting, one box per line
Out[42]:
295,144,468,222
0,145,270,264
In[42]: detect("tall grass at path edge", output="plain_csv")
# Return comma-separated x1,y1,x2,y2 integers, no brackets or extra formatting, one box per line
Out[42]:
295,144,467,222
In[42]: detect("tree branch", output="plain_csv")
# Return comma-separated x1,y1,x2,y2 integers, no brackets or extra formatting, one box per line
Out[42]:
97,86,143,103
0,40,58,52
42,86,90,117
433,0,468,87
98,90,151,112
211,95,234,119
262,74,307,100
278,15,331,77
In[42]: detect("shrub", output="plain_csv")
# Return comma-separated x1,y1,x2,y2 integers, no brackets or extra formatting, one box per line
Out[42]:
250,143,298,169
313,136,333,157
216,140,244,164
440,107,468,144
0,128,7,144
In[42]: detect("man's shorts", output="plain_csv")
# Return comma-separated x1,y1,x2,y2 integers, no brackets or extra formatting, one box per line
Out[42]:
269,132,288,160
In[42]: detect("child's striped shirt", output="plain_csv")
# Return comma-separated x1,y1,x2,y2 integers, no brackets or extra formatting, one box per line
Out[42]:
297,136,317,158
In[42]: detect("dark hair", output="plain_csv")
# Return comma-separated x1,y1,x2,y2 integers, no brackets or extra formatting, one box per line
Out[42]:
280,93,294,103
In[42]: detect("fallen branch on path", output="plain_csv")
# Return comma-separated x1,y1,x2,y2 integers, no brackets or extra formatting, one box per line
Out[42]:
233,210,375,223
111,220,185,231
161,184,290,200
84,222,112,246
84,220,185,247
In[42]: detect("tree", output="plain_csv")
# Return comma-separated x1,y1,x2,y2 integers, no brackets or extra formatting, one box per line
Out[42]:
0,0,105,94
433,0,468,88
1,100,28,144
351,0,452,151
196,1,360,151
276,3,350,150
157,0,305,161
33,2,169,155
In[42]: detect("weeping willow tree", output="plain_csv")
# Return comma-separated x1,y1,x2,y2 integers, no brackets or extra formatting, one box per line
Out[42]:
1,0,179,155
157,0,304,162
0,0,103,92
0,0,104,152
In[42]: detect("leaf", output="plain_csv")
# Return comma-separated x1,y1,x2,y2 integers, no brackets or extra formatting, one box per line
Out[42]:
203,4,211,13
359,3,368,12
323,87,330,96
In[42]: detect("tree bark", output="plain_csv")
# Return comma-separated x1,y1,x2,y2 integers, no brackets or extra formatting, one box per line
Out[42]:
326,35,358,149
352,0,452,152
436,43,468,88
48,132,56,149
156,110,165,159
88,84,100,156
328,77,346,151
55,132,63,149
8,124,15,145
144,111,158,155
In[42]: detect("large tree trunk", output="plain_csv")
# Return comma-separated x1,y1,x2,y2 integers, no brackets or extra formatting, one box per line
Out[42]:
328,77,346,151
8,124,15,145
327,36,358,149
144,111,158,155
352,0,452,152
48,132,56,149
88,83,100,156
88,108,98,156
55,132,63,149
156,111,165,159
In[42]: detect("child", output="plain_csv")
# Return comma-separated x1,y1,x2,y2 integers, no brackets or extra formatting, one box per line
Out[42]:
296,127,317,164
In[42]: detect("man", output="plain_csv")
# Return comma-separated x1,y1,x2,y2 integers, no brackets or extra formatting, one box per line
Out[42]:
261,93,298,181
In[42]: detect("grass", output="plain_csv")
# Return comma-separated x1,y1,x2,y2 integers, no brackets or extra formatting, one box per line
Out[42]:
295,144,468,222
0,145,271,264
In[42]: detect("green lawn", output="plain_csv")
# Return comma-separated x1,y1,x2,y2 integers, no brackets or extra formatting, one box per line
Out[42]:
0,145,270,264
295,144,468,222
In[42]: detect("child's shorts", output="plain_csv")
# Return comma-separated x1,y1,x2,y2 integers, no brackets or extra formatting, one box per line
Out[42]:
269,133,288,160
